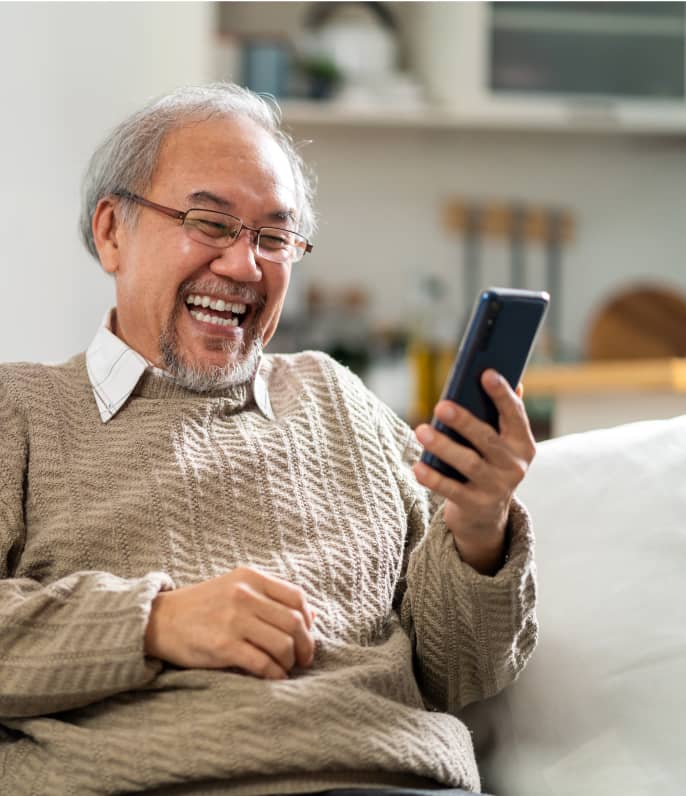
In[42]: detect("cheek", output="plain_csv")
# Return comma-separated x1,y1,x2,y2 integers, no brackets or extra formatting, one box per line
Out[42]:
179,238,195,257
260,270,290,336
270,270,291,312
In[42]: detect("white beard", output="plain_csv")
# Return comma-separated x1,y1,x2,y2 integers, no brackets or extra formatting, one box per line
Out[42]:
160,333,263,392
159,280,265,392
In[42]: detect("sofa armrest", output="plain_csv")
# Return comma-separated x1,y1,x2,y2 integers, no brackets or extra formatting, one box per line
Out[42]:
464,415,686,796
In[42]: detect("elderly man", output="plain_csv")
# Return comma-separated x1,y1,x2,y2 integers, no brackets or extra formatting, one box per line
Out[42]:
0,84,537,796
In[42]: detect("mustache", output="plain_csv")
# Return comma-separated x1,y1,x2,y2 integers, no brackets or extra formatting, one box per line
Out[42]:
177,278,265,309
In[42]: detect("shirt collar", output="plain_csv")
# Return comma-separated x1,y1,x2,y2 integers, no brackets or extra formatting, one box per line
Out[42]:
86,309,274,423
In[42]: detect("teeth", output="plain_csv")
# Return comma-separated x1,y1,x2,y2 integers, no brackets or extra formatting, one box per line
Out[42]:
189,309,238,327
185,295,247,314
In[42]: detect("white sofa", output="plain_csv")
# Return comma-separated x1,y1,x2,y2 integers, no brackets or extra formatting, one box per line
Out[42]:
464,415,686,796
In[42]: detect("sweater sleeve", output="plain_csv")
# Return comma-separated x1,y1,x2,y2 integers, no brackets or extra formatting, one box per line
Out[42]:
400,494,538,713
0,376,174,719
374,398,538,714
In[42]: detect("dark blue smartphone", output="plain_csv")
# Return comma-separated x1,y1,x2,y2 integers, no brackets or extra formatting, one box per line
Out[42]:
420,287,549,483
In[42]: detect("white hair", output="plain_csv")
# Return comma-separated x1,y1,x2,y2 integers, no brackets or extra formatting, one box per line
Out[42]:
79,83,316,260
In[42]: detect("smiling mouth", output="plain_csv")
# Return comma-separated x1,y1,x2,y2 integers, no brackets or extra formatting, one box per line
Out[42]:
184,293,250,328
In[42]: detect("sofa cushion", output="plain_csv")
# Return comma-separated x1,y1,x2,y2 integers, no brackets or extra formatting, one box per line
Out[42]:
464,415,686,796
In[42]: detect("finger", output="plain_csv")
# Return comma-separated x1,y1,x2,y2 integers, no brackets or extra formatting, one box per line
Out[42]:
252,595,315,667
415,424,497,489
245,617,302,672
430,403,514,471
516,382,524,399
257,572,313,629
414,461,513,537
480,370,530,437
232,639,288,680
413,460,473,505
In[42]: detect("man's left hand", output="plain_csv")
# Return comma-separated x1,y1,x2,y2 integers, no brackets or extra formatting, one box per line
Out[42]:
413,369,536,576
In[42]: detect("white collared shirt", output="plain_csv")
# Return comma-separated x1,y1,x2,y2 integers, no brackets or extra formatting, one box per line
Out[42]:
85,310,274,423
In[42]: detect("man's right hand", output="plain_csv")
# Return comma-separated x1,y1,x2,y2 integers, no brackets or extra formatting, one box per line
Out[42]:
144,567,316,679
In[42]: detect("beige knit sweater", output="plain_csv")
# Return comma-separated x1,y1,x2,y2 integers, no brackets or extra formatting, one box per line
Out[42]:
0,351,537,796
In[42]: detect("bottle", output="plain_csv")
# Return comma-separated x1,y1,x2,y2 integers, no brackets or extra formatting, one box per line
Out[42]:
407,276,459,427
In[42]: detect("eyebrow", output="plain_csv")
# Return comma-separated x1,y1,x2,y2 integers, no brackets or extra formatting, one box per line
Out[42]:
187,190,297,226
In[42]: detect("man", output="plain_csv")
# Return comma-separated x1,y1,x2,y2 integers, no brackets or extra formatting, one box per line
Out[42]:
0,84,537,796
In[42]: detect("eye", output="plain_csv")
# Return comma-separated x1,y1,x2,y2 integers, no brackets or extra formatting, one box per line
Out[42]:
187,217,235,239
259,232,289,251
184,210,242,241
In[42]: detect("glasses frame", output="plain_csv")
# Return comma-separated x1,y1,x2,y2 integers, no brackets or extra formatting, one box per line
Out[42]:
112,190,313,263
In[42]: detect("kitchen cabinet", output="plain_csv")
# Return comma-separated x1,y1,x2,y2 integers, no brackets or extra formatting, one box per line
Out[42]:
217,2,686,136
411,2,686,135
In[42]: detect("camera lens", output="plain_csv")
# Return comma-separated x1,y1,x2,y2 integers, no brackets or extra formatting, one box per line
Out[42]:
490,300,500,315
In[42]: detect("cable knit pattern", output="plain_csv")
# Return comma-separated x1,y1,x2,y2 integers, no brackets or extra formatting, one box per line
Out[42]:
0,351,537,795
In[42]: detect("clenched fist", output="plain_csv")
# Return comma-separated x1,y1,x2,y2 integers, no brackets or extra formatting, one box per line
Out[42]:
145,567,316,679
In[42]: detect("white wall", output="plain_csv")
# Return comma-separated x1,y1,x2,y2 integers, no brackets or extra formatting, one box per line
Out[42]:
0,2,213,363
290,124,686,357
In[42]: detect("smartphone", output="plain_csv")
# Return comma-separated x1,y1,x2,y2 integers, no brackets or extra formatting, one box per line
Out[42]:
420,287,549,482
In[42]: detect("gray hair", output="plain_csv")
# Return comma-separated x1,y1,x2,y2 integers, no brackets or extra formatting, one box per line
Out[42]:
79,83,316,261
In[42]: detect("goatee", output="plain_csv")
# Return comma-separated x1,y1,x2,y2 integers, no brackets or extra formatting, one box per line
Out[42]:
159,280,264,392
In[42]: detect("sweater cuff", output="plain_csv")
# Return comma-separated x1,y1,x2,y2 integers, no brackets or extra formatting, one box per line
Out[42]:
437,496,538,695
447,496,536,584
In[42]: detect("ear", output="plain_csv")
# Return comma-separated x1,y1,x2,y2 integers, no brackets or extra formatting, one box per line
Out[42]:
92,197,122,275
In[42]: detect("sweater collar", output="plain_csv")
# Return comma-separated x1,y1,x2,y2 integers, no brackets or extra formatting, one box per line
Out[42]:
86,309,274,423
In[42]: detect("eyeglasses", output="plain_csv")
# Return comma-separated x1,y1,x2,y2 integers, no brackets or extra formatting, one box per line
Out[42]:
113,191,313,265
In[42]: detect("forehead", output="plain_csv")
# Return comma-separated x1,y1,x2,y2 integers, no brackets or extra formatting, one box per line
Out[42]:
151,115,296,209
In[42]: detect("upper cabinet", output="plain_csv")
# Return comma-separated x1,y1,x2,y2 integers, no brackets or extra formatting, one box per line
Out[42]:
411,1,686,134
215,1,686,135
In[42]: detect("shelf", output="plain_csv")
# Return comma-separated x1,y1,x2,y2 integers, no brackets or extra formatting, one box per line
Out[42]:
524,358,686,397
279,99,686,136
492,9,684,37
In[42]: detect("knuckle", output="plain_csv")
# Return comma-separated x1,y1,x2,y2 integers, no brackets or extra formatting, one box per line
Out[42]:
481,430,501,451
231,565,252,582
252,653,273,678
472,458,490,482
238,644,270,677
278,636,295,662
510,459,528,484
461,450,483,477
289,584,306,606
285,609,304,634
232,582,253,606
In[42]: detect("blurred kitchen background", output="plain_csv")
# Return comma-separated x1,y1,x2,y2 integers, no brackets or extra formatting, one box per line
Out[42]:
1,1,685,438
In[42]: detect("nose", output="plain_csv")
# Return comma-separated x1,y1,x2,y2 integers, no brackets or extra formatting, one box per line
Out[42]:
209,229,262,282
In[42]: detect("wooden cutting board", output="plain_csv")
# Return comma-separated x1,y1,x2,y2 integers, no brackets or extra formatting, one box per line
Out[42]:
585,285,686,360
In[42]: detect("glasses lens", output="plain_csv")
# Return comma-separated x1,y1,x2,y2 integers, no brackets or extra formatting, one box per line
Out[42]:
258,228,307,264
184,210,241,247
